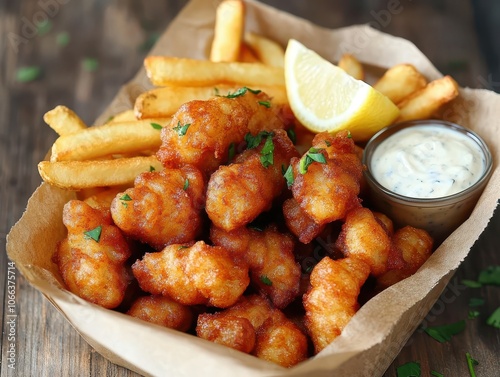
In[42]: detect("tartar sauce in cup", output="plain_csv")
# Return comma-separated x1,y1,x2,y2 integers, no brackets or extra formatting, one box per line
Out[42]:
362,120,492,243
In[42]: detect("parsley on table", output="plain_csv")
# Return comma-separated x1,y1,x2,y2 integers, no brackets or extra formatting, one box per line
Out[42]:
83,225,102,243
468,310,480,319
430,371,444,377
424,320,466,343
56,32,70,47
468,297,485,307
16,66,42,83
396,361,421,377
173,121,191,136
299,147,326,174
478,265,500,286
486,307,500,329
83,58,99,72
461,279,482,288
36,19,52,36
465,352,479,377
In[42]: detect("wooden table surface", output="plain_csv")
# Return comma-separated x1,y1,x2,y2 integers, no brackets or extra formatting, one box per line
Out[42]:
1,1,499,376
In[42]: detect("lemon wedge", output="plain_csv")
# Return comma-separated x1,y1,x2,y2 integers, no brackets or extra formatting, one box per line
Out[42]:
284,39,400,141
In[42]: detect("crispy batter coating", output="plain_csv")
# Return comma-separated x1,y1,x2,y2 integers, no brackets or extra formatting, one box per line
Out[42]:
127,295,193,332
196,295,308,367
206,129,299,231
157,90,289,174
290,131,362,225
132,241,249,308
53,200,131,309
335,207,391,277
210,225,301,309
304,257,370,353
282,197,325,244
83,187,124,216
110,166,205,250
376,226,433,290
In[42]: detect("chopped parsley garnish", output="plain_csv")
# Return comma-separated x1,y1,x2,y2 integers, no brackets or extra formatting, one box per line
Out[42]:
16,66,42,83
258,100,271,108
260,275,272,286
149,165,156,172
214,87,220,96
183,178,189,191
83,225,102,243
248,225,263,232
461,279,482,288
177,245,189,250
56,32,70,47
299,147,327,174
424,320,466,343
228,142,236,162
120,193,132,207
106,115,115,123
347,130,352,138
466,352,479,377
396,361,421,377
224,87,261,98
469,297,485,307
283,165,294,188
150,122,162,130
286,128,296,144
83,57,99,72
478,265,500,286
260,133,274,168
245,131,272,149
468,310,480,319
486,307,500,329
173,121,191,136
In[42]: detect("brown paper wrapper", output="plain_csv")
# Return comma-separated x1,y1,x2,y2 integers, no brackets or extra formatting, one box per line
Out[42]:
6,0,500,376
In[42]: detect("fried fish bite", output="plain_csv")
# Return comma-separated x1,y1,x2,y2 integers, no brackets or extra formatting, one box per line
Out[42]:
304,257,370,353
335,207,391,277
53,200,131,309
196,295,308,367
376,226,433,291
210,224,301,309
206,129,299,231
282,197,325,244
127,295,193,332
132,241,249,308
156,90,289,174
290,131,363,225
110,166,205,250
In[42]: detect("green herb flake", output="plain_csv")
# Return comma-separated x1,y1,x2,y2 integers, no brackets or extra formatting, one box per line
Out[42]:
224,87,262,98
149,165,156,172
120,193,132,201
173,121,191,136
347,130,352,138
469,297,485,307
468,310,480,319
486,307,500,329
228,142,236,162
286,128,296,144
248,225,263,232
478,265,500,286
106,115,115,123
430,371,444,377
183,178,189,191
83,58,99,72
299,147,327,174
245,131,271,149
462,279,482,288
260,134,274,168
424,320,466,343
260,275,272,286
214,87,220,96
83,225,102,243
36,19,53,36
283,165,294,188
56,32,70,47
258,100,271,108
465,352,479,377
396,361,421,377
177,245,189,250
150,122,163,130
16,66,42,83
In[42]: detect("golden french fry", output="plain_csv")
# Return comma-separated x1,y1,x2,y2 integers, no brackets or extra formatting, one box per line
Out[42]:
43,105,87,136
337,53,364,80
38,156,163,190
238,42,260,63
397,75,460,122
50,119,169,162
144,56,285,87
244,32,285,67
210,0,245,62
106,109,137,124
373,64,428,104
134,85,289,119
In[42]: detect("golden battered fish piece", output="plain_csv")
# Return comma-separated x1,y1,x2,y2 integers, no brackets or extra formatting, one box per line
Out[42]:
53,200,131,309
290,131,362,225
127,295,193,332
335,207,391,277
110,166,205,250
132,241,249,308
304,257,370,354
196,295,308,367
156,89,289,174
206,129,299,231
282,197,325,244
210,224,301,309
376,226,433,290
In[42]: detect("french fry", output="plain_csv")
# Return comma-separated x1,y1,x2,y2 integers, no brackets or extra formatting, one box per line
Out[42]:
38,156,163,190
337,53,364,80
134,85,289,119
373,64,428,104
397,75,460,122
106,109,137,124
50,119,168,162
244,32,285,67
238,42,260,63
210,0,245,62
144,56,285,87
43,105,87,136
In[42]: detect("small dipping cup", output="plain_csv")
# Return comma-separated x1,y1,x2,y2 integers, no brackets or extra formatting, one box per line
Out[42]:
362,120,493,244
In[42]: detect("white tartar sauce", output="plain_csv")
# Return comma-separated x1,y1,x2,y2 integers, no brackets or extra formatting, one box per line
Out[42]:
370,125,486,198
